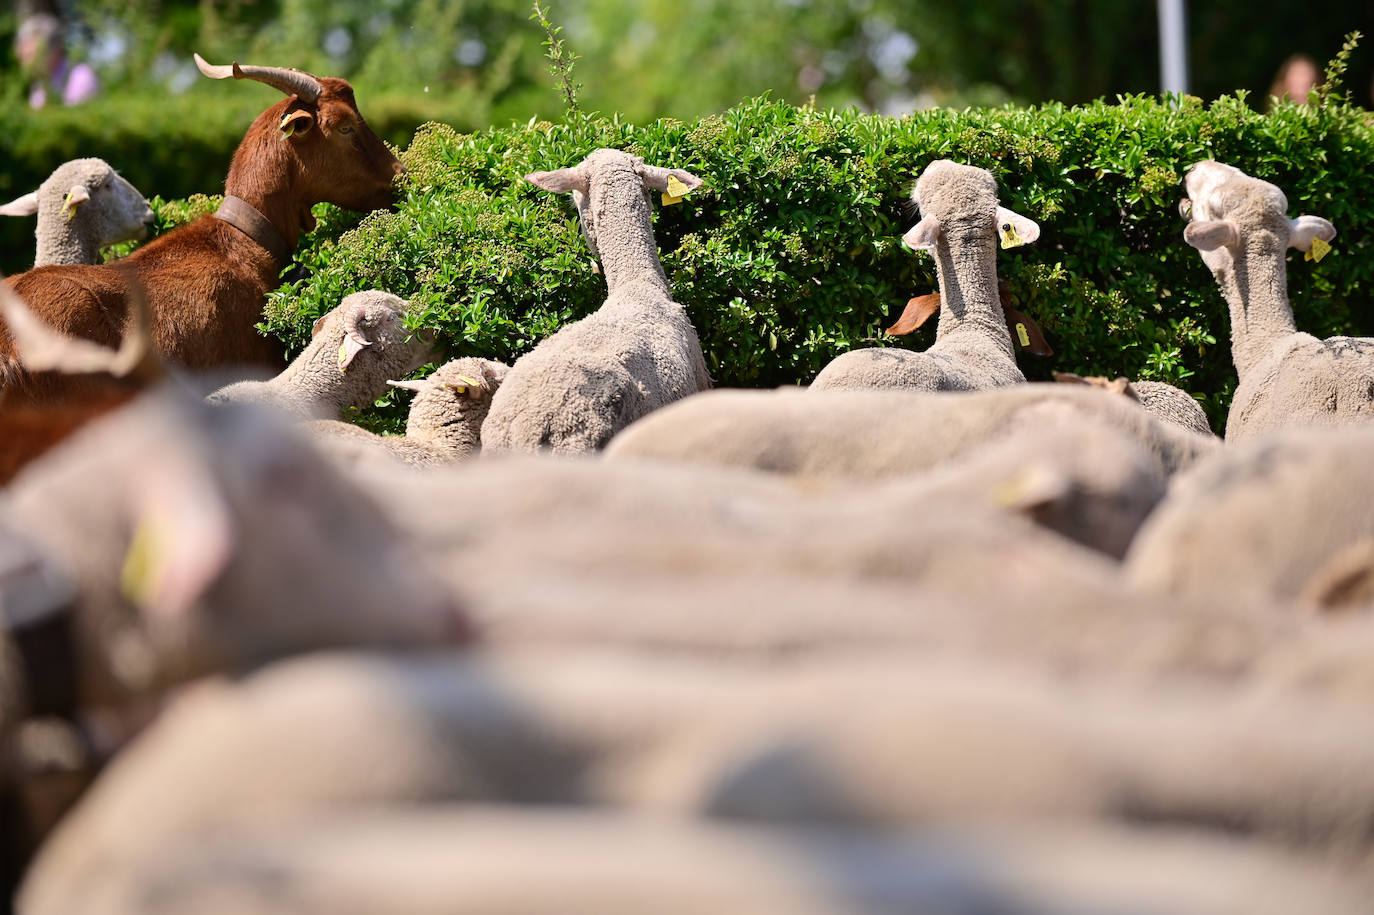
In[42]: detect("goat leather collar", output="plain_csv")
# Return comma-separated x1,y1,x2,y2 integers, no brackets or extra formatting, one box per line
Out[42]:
214,196,292,272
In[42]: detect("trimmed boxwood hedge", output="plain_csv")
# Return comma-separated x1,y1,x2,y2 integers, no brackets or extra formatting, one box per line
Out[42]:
27,93,1374,432
261,94,1374,431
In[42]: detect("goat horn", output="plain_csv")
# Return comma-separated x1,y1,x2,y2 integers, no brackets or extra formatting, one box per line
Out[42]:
194,53,323,104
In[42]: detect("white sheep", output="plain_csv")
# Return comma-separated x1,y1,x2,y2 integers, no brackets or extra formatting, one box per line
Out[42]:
311,357,509,468
206,290,435,420
480,149,712,454
1180,160,1372,440
1052,372,1215,437
809,159,1040,391
604,383,1216,480
0,158,154,267
1124,423,1374,611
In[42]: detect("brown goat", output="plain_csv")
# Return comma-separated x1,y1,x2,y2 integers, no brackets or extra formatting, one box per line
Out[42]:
0,55,404,405
0,273,163,482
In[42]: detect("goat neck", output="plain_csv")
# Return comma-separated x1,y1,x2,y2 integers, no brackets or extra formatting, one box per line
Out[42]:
220,99,320,257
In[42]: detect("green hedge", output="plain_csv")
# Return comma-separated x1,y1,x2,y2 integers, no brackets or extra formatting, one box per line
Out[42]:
258,94,1374,432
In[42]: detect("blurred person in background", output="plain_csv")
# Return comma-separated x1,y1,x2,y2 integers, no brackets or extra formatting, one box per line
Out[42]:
1267,52,1319,107
15,12,98,109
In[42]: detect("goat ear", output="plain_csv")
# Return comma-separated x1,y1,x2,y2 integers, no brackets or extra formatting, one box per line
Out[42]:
61,185,91,220
1003,305,1053,356
1184,219,1239,251
635,163,704,195
120,455,234,623
902,214,941,253
995,206,1040,247
886,293,941,335
0,192,39,218
279,109,315,141
526,167,588,194
1288,215,1336,252
1298,539,1374,613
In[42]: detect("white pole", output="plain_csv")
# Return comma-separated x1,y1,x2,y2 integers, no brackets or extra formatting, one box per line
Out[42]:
1159,0,1189,96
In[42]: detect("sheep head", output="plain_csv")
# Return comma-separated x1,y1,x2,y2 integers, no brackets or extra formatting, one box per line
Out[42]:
902,160,1039,255
197,54,405,219
525,149,703,261
1180,160,1335,266
1,159,154,249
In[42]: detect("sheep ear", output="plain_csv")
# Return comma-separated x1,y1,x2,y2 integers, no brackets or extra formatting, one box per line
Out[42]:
526,167,588,194
120,455,234,623
1298,539,1374,613
1184,219,1239,251
886,293,941,335
311,314,328,339
901,214,941,253
0,192,39,218
1288,215,1336,252
1053,371,1090,386
61,185,91,220
994,464,1072,515
386,379,427,393
635,163,704,195
1003,305,1053,356
480,360,510,386
995,206,1040,246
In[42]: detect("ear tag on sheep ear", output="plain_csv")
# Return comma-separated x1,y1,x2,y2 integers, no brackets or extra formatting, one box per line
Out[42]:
119,518,166,609
1015,323,1031,348
61,188,88,220
661,175,692,206
337,341,351,372
1306,237,1332,263
999,221,1025,249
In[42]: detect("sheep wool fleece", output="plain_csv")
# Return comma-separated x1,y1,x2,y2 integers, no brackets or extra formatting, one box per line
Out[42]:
481,149,711,454
1181,161,1374,440
810,160,1030,392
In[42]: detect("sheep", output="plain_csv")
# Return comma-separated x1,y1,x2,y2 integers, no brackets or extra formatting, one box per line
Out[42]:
311,357,509,468
22,650,1374,913
1179,160,1374,440
0,158,155,268
604,383,1217,481
809,160,1040,392
206,290,435,420
1124,424,1374,611
1,54,406,406
1,387,470,716
480,149,712,454
1053,372,1215,437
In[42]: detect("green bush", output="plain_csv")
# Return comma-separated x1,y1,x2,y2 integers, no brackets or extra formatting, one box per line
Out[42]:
258,94,1374,432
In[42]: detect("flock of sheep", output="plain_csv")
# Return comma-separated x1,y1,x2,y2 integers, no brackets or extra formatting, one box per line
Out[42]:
2,54,1374,915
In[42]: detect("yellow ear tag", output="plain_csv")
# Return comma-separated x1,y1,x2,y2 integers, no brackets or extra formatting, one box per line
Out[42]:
661,174,691,206
1015,323,1031,347
279,114,299,141
61,193,79,220
120,518,164,607
337,342,350,372
453,375,480,387
1306,236,1332,263
999,221,1024,249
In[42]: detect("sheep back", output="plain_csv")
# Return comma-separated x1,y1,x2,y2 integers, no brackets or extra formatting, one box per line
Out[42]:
1226,334,1374,441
